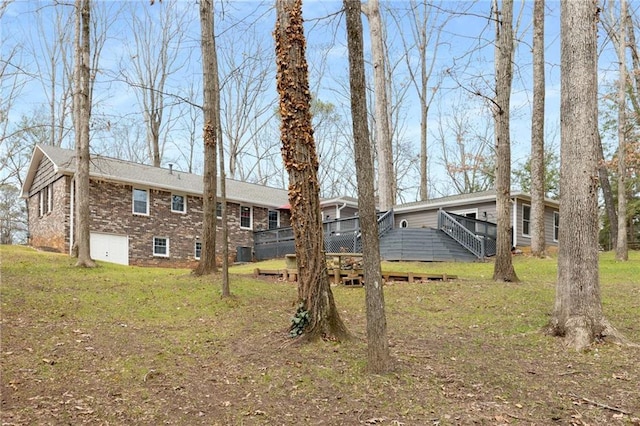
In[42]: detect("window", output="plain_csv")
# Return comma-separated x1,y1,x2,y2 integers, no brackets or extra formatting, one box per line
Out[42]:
133,188,149,215
171,194,186,213
553,212,559,242
522,204,531,236
153,237,169,257
194,241,202,259
240,206,252,229
216,202,222,218
47,184,53,213
38,190,45,217
38,186,53,217
268,210,279,229
399,219,408,228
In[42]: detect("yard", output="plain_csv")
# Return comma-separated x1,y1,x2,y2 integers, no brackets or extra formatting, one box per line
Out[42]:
1,245,639,425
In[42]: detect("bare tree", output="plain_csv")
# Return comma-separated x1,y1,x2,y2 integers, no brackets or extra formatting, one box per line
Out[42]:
174,82,202,174
491,0,518,282
0,184,27,245
28,5,74,147
0,9,29,186
390,0,447,201
275,0,350,342
530,0,546,258
363,0,394,211
344,0,390,373
194,0,218,276
312,99,355,198
551,0,624,350
73,0,95,268
212,11,230,297
615,0,629,261
597,132,618,250
218,24,276,181
434,98,495,195
121,0,191,167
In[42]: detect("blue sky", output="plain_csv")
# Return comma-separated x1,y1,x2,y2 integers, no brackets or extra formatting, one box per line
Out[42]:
1,0,628,200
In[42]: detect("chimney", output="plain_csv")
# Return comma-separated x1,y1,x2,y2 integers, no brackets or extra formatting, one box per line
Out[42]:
168,164,173,175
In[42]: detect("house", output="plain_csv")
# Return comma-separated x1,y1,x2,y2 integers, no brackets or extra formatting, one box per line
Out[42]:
21,144,291,267
22,145,560,266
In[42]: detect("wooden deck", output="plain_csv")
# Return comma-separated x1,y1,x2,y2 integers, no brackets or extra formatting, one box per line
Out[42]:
253,268,457,284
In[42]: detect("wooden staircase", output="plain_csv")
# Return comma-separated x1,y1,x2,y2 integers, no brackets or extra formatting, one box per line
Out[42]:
379,228,479,262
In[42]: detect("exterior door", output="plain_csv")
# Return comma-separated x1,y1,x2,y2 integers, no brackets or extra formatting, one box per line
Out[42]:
90,232,129,265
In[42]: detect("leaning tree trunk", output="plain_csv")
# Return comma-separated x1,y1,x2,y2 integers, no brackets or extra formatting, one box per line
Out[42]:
194,0,218,276
551,0,622,350
530,0,546,258
492,0,518,282
344,0,390,373
73,0,95,268
275,0,350,341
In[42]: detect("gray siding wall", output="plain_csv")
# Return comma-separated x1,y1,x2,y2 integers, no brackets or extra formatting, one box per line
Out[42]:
394,198,558,248
394,200,497,229
515,199,559,247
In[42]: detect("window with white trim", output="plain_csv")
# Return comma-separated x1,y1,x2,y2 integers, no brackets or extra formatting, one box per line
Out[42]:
171,194,186,213
153,237,169,257
553,211,559,242
268,210,279,230
240,206,252,229
194,241,202,259
38,190,45,217
522,204,531,236
47,184,53,213
399,219,408,228
133,188,149,215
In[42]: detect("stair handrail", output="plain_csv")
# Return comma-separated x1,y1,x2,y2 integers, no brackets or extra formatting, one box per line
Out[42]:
376,209,394,238
437,210,485,258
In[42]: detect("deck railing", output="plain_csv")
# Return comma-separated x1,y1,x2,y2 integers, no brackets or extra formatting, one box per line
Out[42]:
254,210,394,259
437,210,494,259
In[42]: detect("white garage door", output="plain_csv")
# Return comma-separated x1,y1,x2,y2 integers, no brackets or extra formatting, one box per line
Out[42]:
90,233,129,265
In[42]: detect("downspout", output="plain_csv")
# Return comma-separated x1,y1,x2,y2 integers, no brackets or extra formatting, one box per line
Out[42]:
511,197,517,248
336,202,347,219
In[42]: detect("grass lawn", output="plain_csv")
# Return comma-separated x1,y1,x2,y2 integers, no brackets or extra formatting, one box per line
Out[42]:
1,245,639,425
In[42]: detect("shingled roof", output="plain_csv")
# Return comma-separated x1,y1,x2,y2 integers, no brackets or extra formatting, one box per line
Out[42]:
22,144,290,209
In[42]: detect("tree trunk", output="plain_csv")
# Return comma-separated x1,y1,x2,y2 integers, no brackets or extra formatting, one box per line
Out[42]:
615,0,628,261
551,0,618,350
597,132,617,250
530,0,546,258
626,10,640,126
492,0,518,282
275,0,350,342
214,11,230,296
363,0,394,211
73,0,95,268
344,0,390,373
194,0,218,276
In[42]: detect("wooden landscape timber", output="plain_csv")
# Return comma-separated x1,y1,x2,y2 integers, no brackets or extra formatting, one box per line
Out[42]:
253,267,456,284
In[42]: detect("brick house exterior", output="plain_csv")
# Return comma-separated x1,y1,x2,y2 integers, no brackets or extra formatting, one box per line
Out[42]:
21,145,291,267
